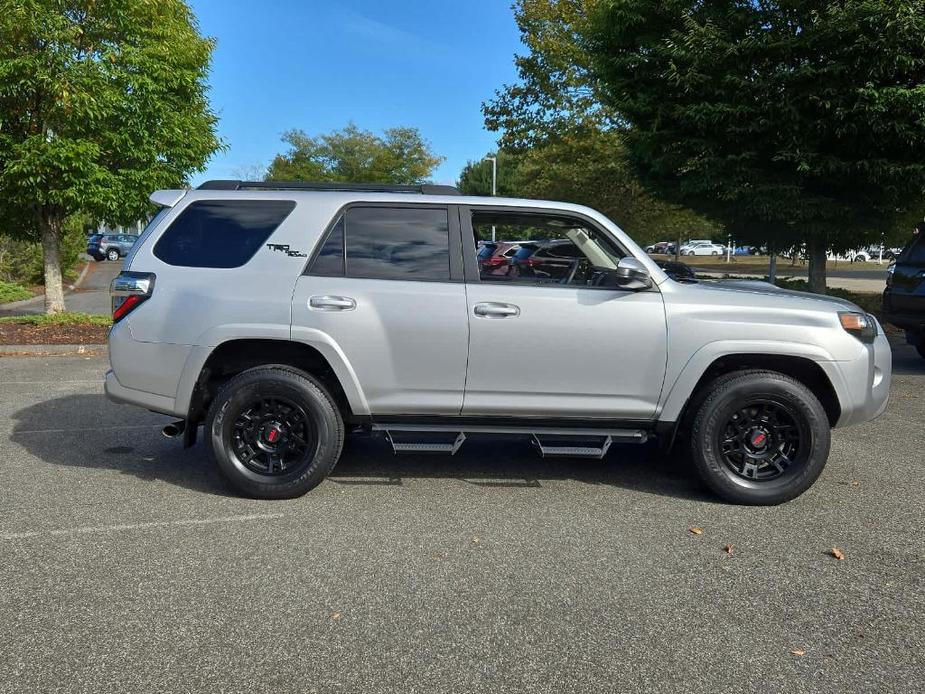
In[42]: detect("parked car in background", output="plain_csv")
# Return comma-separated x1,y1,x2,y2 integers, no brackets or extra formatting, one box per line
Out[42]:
680,242,725,256
87,234,138,261
646,241,672,254
478,241,531,276
883,228,925,359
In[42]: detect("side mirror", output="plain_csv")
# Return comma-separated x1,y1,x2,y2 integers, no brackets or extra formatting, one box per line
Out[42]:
614,257,653,290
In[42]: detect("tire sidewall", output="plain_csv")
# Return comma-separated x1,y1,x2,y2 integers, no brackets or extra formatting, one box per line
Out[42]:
207,368,343,499
107,249,120,261
691,374,830,505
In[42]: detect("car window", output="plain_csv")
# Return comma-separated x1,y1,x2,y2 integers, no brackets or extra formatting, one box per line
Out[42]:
153,200,295,268
345,207,450,281
470,211,624,287
899,234,925,264
307,216,345,276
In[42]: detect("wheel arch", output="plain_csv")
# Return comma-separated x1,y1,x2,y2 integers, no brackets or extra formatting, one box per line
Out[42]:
177,337,369,427
660,345,843,431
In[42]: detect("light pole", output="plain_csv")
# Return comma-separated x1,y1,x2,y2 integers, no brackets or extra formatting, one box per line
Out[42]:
485,156,497,241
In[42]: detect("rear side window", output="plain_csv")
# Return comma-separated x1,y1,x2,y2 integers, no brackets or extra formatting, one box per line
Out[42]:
154,200,295,268
899,234,925,264
307,206,450,281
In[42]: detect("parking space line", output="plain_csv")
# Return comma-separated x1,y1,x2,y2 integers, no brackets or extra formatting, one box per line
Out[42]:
0,380,104,385
1,512,287,541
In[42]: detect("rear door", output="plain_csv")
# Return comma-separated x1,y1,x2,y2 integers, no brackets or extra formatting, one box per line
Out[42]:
290,204,469,415
889,232,925,314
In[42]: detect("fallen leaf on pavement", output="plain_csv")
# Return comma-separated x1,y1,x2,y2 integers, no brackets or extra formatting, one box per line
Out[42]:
330,612,342,621
689,527,703,535
830,547,845,561
790,649,805,657
724,544,734,555
472,536,481,544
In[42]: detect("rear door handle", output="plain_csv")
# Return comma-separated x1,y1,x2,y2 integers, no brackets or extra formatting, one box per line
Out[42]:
473,302,520,318
309,295,356,311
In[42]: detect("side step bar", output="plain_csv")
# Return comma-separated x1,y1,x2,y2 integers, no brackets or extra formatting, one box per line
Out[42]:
373,423,647,458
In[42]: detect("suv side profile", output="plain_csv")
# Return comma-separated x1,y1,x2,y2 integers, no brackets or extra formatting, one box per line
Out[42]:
88,233,138,261
106,181,891,505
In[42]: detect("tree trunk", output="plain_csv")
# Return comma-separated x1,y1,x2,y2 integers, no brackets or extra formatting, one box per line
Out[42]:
674,235,681,262
807,238,827,294
39,215,66,314
768,249,777,285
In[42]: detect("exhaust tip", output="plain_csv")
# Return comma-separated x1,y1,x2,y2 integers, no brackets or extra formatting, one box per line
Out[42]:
162,421,186,439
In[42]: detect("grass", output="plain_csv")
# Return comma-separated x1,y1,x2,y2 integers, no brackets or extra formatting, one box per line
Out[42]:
0,312,112,326
0,281,33,304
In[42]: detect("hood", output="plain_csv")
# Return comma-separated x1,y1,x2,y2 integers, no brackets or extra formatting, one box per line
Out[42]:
698,279,863,312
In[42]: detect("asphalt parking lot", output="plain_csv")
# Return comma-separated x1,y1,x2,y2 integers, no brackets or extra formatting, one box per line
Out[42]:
1,346,923,693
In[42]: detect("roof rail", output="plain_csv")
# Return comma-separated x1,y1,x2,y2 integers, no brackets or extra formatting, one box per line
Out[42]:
196,180,460,195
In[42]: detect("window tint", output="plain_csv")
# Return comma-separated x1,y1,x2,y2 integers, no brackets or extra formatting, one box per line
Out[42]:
154,200,295,268
471,211,624,287
900,234,925,264
308,216,345,276
345,207,449,281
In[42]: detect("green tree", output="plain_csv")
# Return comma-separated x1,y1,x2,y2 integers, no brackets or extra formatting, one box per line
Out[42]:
267,124,444,184
483,0,716,249
457,151,523,197
0,0,221,312
586,0,925,291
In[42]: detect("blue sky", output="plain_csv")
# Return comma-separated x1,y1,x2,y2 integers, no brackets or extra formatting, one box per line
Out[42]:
188,0,523,186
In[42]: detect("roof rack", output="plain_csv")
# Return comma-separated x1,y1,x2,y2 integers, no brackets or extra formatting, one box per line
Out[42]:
197,180,460,195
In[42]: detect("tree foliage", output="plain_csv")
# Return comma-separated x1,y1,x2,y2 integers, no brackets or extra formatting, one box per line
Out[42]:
480,0,716,246
266,124,444,184
459,135,716,246
585,0,925,289
0,0,222,311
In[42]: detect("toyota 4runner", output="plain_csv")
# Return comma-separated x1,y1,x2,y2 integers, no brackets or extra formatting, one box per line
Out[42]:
106,181,891,505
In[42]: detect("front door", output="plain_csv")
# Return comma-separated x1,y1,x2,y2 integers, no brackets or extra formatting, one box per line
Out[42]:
461,207,668,420
291,204,468,415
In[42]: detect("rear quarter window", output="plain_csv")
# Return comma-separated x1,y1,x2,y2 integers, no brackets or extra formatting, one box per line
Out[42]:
153,200,295,268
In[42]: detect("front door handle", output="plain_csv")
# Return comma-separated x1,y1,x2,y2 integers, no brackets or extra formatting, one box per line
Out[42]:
473,302,520,318
309,295,356,311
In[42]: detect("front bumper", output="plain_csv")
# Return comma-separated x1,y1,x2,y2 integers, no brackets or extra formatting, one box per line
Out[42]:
828,332,892,427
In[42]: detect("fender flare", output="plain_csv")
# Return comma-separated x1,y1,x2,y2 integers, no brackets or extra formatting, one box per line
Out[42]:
657,339,844,423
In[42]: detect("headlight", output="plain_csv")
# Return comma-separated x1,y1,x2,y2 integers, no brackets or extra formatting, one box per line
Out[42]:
839,312,877,343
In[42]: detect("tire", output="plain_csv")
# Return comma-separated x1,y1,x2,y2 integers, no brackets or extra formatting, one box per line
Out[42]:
106,248,120,261
711,250,719,256
205,366,344,499
688,370,830,505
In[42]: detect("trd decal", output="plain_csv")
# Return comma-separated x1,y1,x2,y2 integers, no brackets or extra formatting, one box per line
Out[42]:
266,243,307,257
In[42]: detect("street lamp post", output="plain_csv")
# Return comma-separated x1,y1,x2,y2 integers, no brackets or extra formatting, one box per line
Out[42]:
485,156,497,241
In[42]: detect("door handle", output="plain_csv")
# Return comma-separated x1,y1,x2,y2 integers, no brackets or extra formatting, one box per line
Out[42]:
309,295,356,311
473,302,520,318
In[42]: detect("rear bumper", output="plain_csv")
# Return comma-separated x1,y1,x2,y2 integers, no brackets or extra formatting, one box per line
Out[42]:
105,369,178,417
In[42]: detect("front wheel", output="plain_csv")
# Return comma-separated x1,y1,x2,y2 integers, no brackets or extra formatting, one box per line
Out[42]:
689,370,830,505
106,248,120,261
205,366,344,499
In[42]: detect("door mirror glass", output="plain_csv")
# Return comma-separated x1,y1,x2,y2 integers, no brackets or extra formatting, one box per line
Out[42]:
614,257,652,290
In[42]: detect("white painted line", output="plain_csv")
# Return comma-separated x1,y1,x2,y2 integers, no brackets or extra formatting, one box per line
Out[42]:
0,380,104,385
14,424,163,435
2,512,287,541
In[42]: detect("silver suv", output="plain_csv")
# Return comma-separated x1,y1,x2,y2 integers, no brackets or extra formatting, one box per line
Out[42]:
106,181,891,505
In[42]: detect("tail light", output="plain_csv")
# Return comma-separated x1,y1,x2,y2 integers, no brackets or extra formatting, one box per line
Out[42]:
111,271,155,323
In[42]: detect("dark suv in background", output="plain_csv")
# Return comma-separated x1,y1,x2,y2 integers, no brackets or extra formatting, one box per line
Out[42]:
87,233,138,261
883,226,925,359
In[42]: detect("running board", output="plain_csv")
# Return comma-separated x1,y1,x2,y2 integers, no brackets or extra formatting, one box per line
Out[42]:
374,423,647,457
531,435,613,460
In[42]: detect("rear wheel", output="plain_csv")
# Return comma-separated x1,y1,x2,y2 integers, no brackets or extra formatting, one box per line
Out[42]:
106,248,120,261
689,370,830,505
205,366,344,499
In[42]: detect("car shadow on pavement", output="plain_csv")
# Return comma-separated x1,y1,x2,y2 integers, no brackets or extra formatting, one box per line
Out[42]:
10,393,713,502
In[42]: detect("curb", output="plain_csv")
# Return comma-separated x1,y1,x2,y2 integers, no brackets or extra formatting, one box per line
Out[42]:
0,344,106,356
0,260,94,312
